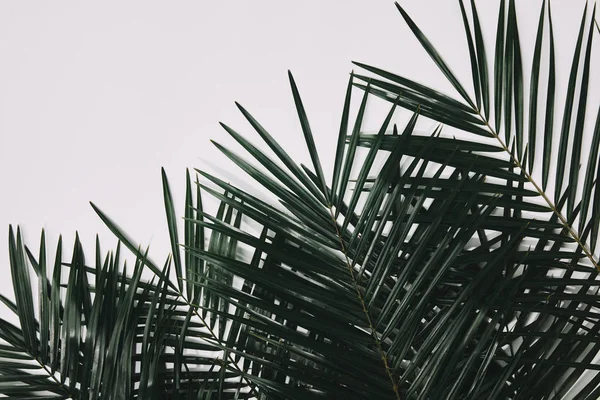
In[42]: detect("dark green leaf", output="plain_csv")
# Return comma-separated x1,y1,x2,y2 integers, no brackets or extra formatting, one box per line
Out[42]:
511,0,524,158
336,82,370,216
162,167,184,293
395,2,476,110
288,71,330,204
555,4,588,205
331,73,354,204
235,102,326,205
542,0,556,191
580,106,600,236
458,0,481,110
494,0,506,133
567,5,595,219
8,226,37,356
528,0,545,173
471,0,489,118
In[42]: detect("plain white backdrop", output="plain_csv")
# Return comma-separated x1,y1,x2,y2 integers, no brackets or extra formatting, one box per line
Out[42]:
0,4,598,394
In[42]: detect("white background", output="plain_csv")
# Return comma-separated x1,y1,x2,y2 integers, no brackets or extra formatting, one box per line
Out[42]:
0,2,598,393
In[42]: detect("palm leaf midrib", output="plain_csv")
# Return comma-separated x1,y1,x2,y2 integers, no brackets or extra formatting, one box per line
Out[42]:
326,205,402,399
90,204,262,397
373,1,600,273
475,112,600,271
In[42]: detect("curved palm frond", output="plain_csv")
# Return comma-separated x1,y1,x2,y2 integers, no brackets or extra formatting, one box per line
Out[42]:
2,192,254,399
182,72,599,398
355,0,600,262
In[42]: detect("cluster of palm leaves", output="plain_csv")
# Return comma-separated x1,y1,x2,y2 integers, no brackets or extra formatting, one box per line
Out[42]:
3,1,600,399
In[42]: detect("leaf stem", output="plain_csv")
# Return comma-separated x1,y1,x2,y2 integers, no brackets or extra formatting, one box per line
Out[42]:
478,114,600,271
174,291,260,398
327,206,402,400
34,357,72,398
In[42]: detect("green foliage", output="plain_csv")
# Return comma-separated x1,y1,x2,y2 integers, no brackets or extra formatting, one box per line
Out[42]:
3,1,600,399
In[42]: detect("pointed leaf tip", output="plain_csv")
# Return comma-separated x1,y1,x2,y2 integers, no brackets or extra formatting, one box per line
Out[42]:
234,101,245,112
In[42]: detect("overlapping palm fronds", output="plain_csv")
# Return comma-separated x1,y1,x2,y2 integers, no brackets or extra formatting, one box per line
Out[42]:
2,1,600,399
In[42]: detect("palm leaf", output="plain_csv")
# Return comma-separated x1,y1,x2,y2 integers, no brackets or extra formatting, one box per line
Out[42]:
183,95,594,397
555,4,588,208
355,1,600,270
1,227,253,398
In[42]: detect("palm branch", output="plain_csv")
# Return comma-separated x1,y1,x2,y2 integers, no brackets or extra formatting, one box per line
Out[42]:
3,1,600,399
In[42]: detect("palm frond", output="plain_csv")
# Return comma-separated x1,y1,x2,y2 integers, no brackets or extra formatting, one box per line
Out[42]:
355,1,600,270
2,200,254,398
